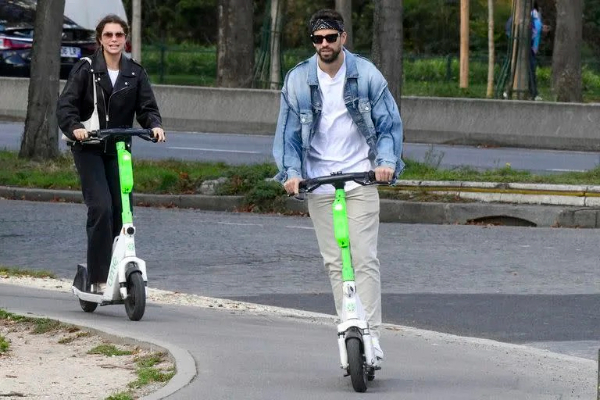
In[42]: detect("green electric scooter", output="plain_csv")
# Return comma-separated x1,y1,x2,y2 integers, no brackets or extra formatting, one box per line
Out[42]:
72,128,156,321
299,171,384,392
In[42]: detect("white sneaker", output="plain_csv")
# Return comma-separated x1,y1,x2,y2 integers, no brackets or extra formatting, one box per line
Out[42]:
372,337,384,364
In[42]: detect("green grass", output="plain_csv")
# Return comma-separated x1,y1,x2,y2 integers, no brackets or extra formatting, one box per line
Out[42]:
0,335,9,353
5,149,600,190
0,265,56,279
0,309,71,334
58,331,90,344
5,149,600,211
88,344,134,357
104,352,175,399
128,352,175,389
106,394,133,400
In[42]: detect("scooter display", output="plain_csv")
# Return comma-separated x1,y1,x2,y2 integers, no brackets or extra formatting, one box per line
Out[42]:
299,171,385,393
71,128,156,321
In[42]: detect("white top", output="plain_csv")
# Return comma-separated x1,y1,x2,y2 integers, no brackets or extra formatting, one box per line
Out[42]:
306,58,372,194
108,69,119,87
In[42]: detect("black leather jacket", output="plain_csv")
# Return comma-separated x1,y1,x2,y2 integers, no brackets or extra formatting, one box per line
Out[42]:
57,50,162,145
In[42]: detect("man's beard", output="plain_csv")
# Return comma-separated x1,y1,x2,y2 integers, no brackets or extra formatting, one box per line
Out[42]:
318,47,341,64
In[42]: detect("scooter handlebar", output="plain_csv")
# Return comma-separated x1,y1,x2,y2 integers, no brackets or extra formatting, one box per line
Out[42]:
86,128,158,143
298,171,388,193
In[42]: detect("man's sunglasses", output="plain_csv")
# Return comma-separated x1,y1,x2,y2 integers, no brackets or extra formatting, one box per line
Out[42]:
102,32,126,39
310,33,339,44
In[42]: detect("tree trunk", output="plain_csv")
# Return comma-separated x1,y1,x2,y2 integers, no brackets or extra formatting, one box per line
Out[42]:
269,0,284,90
132,0,142,62
371,0,403,108
486,0,495,98
19,0,65,160
511,0,531,100
216,0,254,88
552,0,583,102
460,0,469,89
335,0,353,51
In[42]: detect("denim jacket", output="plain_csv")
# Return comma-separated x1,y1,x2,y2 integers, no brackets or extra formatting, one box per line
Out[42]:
273,49,404,183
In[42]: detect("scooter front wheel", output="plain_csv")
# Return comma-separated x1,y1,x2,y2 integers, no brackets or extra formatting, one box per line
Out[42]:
347,337,368,392
79,299,97,313
124,272,146,321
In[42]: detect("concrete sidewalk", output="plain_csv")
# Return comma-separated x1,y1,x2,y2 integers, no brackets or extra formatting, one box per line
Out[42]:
3,181,600,228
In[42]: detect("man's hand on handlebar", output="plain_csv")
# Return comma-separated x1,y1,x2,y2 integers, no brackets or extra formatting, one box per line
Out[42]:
152,127,166,142
374,166,394,183
73,128,89,141
284,177,302,196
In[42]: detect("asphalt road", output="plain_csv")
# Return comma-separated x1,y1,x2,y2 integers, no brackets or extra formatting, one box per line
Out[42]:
2,199,600,363
2,121,600,172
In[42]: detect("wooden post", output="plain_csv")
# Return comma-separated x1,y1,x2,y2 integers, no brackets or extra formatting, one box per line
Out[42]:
132,0,142,62
460,0,469,89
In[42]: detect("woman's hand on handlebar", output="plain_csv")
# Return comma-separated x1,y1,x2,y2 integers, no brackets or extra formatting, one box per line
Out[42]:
73,128,89,141
374,166,394,182
152,127,166,142
284,177,302,196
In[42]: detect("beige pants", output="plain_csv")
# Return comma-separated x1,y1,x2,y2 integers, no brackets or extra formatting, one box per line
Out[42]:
307,185,382,338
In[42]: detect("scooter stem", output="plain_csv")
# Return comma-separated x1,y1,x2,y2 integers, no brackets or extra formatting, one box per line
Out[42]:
333,188,354,282
116,141,134,225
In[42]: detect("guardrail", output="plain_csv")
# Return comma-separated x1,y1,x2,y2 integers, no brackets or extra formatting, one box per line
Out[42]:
1,77,599,151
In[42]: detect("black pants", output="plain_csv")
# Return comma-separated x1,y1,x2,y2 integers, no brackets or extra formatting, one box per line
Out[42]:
72,146,123,285
528,49,538,99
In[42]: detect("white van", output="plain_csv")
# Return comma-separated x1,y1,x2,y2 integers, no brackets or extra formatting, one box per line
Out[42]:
63,0,128,31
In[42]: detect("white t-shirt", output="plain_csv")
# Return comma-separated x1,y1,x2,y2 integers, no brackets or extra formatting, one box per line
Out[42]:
306,58,372,194
108,69,119,87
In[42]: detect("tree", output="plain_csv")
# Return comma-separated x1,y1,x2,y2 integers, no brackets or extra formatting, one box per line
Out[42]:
268,0,285,89
371,0,403,107
552,0,583,102
19,0,65,160
216,0,254,87
509,0,532,100
335,0,353,51
131,0,142,61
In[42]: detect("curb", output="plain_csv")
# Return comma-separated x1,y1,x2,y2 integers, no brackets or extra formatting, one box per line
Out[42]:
392,180,600,207
2,185,600,228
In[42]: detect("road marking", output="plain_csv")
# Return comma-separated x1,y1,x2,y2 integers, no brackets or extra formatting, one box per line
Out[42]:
218,222,263,227
285,225,314,230
168,146,261,154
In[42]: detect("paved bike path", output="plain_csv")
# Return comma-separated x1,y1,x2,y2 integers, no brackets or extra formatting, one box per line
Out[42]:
0,283,594,400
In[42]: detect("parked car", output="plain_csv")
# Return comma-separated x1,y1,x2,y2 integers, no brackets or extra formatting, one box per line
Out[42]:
0,0,97,79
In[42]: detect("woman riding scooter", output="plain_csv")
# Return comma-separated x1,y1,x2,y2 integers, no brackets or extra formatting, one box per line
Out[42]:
57,14,165,294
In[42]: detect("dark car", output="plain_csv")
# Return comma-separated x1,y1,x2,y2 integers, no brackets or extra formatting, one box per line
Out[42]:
0,0,96,79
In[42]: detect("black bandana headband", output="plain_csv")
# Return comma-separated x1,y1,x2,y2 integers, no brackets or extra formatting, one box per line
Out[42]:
310,18,344,34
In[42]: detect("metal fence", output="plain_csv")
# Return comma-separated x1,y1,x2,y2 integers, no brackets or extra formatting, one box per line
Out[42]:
139,45,600,100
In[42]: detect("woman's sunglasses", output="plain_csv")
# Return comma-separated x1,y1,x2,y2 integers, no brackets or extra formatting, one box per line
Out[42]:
310,33,339,44
102,32,126,39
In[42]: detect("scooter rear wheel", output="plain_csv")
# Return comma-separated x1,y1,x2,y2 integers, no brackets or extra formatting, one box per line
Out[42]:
347,337,368,392
124,272,146,321
79,299,97,313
